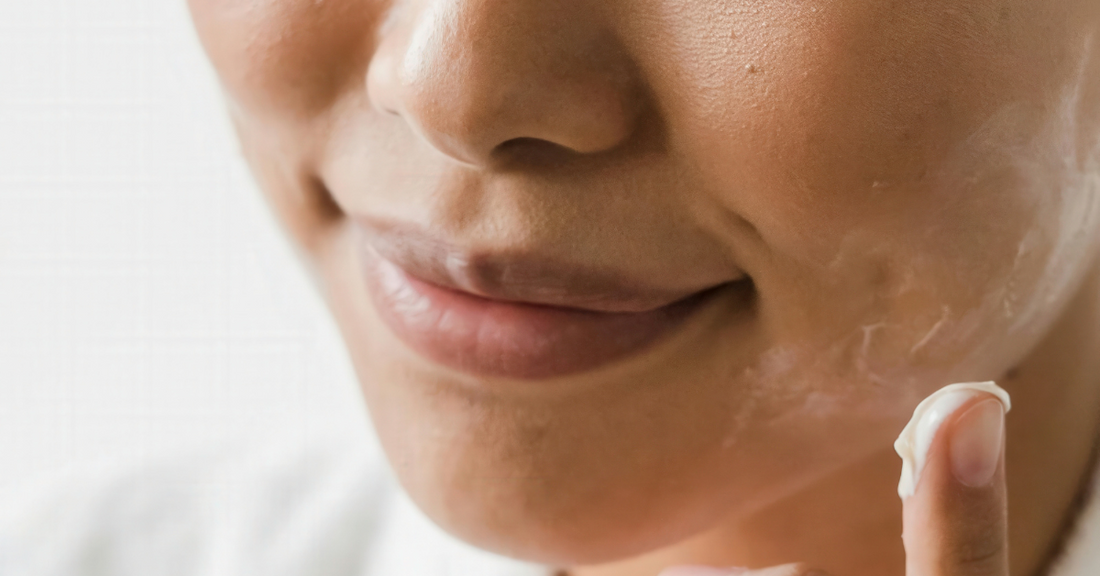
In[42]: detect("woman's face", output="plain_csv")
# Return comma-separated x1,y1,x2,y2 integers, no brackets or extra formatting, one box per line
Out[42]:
188,0,1100,565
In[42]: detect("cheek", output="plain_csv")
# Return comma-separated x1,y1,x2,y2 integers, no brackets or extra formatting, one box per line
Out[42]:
636,0,1100,386
186,0,382,118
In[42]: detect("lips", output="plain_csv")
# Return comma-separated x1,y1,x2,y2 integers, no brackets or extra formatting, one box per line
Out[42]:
355,223,746,380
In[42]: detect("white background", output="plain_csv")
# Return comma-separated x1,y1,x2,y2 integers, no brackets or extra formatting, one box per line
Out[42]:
0,1,371,508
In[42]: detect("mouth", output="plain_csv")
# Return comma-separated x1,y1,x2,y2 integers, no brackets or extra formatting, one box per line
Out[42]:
355,222,751,380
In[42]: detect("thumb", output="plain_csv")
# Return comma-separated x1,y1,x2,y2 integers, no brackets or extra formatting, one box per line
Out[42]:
896,382,1010,576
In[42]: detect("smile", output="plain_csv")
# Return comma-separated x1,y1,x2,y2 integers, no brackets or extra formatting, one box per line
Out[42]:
355,223,748,380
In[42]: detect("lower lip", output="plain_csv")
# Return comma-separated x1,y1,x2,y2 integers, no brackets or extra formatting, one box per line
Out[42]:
361,251,727,381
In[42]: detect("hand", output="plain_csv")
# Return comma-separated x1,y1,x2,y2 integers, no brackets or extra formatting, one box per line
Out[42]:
660,390,1009,576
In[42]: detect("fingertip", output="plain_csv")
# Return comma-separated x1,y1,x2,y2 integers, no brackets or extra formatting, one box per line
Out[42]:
894,381,1010,499
898,384,1010,576
949,397,1005,489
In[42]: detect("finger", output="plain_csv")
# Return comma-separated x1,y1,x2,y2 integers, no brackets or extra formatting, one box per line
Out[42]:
659,562,830,576
898,384,1010,576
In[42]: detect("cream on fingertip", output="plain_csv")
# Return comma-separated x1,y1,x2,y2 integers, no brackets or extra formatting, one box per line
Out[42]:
893,381,1011,499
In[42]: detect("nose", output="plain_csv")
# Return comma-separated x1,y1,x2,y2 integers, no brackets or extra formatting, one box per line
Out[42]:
367,0,641,166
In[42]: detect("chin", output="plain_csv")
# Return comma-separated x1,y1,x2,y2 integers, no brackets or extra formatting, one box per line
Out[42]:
345,327,908,566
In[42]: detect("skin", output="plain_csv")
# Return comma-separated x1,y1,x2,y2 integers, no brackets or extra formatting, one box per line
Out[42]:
665,390,1013,576
185,0,1100,574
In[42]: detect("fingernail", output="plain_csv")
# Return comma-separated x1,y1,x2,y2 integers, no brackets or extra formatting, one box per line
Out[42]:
658,567,748,576
949,397,1004,487
894,381,1011,499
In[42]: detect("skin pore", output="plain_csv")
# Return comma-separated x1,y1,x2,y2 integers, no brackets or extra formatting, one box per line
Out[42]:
185,0,1100,574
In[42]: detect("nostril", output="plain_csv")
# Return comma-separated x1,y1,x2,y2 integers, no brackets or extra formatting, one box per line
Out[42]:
497,137,555,150
493,137,575,162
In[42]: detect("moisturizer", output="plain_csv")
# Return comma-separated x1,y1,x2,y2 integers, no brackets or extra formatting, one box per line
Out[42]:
893,381,1011,499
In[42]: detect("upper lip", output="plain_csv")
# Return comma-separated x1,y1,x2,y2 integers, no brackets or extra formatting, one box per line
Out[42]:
355,219,741,313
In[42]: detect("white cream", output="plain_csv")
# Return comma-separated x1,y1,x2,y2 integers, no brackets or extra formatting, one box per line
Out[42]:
893,381,1011,499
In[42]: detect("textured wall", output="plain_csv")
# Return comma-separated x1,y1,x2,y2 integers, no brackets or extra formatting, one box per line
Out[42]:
0,0,371,512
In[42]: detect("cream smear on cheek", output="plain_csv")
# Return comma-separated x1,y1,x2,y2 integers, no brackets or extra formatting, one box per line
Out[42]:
893,381,1011,499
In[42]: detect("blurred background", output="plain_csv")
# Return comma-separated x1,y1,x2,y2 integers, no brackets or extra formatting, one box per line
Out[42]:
0,1,371,510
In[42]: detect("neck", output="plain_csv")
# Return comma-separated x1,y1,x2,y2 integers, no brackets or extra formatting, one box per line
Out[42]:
571,261,1100,576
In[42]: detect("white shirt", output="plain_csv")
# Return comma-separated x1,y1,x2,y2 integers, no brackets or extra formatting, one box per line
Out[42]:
0,437,554,576
1,436,1095,576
